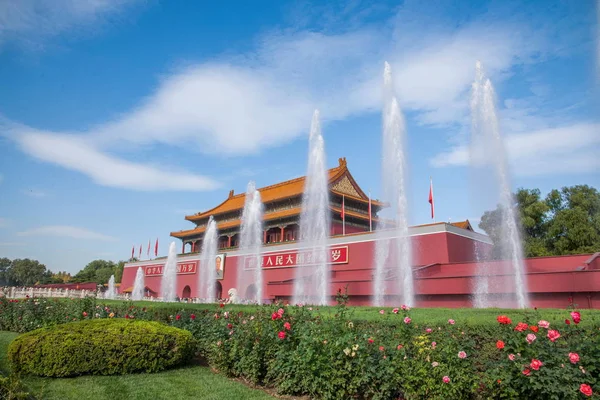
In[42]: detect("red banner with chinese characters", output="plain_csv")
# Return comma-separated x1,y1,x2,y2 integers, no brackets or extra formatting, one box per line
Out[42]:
144,261,198,277
245,246,349,269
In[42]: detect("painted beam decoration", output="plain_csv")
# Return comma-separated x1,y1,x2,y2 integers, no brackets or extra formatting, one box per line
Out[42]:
245,246,349,269
145,261,198,276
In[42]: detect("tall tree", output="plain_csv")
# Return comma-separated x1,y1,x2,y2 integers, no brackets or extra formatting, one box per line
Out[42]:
545,185,600,255
0,258,11,285
73,260,118,284
479,185,600,257
8,259,49,286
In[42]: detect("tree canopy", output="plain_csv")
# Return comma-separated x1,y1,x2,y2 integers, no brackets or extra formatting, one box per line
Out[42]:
72,259,124,284
479,184,600,257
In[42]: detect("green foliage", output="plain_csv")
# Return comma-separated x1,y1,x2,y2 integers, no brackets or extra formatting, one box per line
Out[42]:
0,298,599,398
479,185,600,257
8,319,196,377
0,374,30,400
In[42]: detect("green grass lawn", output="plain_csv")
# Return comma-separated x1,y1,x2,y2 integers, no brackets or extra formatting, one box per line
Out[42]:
100,299,600,326
0,331,278,400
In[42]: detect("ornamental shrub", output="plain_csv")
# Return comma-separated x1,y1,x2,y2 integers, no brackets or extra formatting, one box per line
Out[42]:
8,319,196,377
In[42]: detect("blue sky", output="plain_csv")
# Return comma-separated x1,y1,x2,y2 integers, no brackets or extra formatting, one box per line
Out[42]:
0,0,598,274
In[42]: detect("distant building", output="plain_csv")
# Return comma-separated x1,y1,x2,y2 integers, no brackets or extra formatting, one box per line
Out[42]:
122,158,600,308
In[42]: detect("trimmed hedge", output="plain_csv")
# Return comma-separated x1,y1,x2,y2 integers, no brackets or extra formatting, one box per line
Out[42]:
8,319,196,377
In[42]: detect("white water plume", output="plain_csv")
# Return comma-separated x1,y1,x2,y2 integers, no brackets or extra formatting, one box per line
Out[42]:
293,110,331,306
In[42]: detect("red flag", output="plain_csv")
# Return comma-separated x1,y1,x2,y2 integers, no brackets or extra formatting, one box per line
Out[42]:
131,246,134,259
154,238,159,256
147,239,151,257
428,177,435,220
139,244,142,258
341,195,345,219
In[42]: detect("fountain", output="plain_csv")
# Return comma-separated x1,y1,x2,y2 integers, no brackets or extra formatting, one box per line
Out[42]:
198,216,218,302
161,242,178,302
238,181,265,304
106,275,116,300
132,267,145,301
372,62,414,307
293,110,331,306
471,61,529,309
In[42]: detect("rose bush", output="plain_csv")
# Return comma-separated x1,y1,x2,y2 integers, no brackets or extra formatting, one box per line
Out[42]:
0,296,598,399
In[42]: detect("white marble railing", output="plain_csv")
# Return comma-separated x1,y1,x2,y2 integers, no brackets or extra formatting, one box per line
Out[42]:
0,286,135,300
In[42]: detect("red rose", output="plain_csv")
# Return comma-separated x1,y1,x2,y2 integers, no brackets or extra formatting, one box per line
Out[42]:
514,322,528,332
565,319,571,325
219,303,224,308
82,312,88,317
368,338,374,344
278,331,286,340
227,323,233,329
580,384,593,397
496,340,505,349
522,368,531,376
570,311,581,324
271,312,279,320
529,325,539,333
497,315,512,325
530,359,543,370
283,322,291,330
190,314,196,320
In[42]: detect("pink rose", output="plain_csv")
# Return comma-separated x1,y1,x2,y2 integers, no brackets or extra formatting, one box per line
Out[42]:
580,384,593,397
431,341,437,349
530,359,543,370
278,331,286,340
570,311,581,324
392,308,399,314
403,317,411,324
458,351,467,359
538,320,550,329
508,354,515,361
379,309,385,315
401,305,410,311
442,376,450,383
283,322,291,331
426,328,432,333
547,329,561,342
379,346,385,352
448,319,455,325
526,333,536,344
277,308,285,316
568,352,579,364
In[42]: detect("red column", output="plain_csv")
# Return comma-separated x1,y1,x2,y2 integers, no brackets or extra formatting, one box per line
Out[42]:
280,226,285,242
192,241,196,253
227,235,232,248
181,242,185,254
263,230,267,243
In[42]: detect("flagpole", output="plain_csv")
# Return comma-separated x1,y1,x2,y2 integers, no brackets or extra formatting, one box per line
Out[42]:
368,190,372,232
342,195,346,236
430,176,435,223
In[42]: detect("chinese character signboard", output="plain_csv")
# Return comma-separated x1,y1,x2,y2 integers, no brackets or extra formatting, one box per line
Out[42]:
144,261,198,277
244,246,349,269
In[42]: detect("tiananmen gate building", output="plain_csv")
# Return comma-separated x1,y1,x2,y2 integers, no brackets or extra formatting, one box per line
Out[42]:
122,158,600,308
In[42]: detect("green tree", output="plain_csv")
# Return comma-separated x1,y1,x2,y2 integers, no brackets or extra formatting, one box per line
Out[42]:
0,258,11,285
479,185,600,257
545,185,600,255
8,259,49,286
73,260,118,284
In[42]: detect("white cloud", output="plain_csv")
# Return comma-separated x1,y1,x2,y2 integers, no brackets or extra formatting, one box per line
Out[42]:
430,123,600,176
0,0,140,50
17,225,117,241
14,129,220,191
3,2,593,186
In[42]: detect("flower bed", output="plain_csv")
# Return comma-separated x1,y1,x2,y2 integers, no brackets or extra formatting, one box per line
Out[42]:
0,296,598,399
